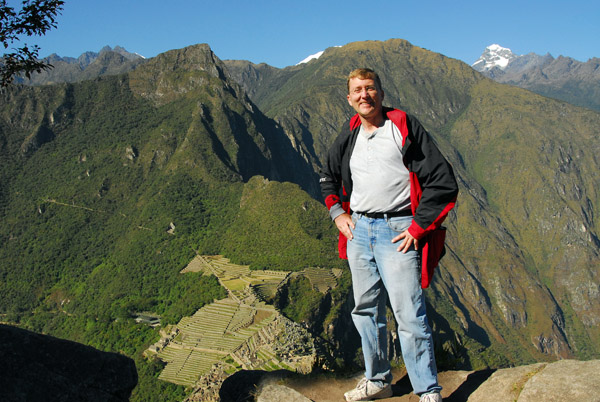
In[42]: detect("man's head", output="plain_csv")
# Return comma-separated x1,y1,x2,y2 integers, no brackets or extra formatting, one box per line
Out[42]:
347,68,384,123
347,68,382,93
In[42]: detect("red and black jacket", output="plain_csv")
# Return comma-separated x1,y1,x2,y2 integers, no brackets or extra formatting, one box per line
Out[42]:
319,107,458,288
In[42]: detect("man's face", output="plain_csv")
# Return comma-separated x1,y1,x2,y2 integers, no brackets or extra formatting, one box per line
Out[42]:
347,77,384,120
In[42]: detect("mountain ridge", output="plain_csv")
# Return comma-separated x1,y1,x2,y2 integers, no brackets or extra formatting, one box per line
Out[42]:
472,44,600,111
14,45,146,86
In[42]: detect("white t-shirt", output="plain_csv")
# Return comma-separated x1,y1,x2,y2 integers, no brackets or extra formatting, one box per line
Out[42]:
349,119,411,213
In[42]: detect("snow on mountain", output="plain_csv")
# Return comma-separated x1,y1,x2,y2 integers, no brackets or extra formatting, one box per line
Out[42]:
296,50,325,65
472,44,518,72
296,46,342,65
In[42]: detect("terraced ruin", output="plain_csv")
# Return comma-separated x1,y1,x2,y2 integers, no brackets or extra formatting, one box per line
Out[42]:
146,256,339,388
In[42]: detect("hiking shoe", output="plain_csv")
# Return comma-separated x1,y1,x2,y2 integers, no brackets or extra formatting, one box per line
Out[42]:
419,391,443,402
344,377,393,401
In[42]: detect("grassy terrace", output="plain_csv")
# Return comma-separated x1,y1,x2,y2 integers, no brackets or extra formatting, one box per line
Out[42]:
301,267,339,293
151,256,338,387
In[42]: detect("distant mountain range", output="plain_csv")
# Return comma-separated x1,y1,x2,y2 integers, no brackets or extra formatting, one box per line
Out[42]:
23,43,600,112
472,44,600,111
15,45,146,85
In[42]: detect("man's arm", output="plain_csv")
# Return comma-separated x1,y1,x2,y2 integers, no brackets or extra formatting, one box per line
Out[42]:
319,123,351,221
405,115,459,240
320,123,357,247
334,213,354,240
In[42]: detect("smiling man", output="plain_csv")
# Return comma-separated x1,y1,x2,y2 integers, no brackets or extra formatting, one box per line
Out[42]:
319,68,458,402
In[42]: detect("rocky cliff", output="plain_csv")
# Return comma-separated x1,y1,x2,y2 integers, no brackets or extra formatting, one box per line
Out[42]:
0,324,138,402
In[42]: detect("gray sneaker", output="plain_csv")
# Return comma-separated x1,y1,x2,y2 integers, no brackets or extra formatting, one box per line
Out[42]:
344,377,393,401
419,391,442,402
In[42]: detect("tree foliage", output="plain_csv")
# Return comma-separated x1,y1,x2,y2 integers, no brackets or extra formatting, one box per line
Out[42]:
0,0,64,86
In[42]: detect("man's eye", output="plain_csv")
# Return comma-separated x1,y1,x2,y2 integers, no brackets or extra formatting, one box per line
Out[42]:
353,86,377,94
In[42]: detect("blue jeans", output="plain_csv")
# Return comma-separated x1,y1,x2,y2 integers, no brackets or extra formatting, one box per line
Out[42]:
347,213,441,395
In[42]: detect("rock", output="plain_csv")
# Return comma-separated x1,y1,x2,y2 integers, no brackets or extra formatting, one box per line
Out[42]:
469,360,600,401
0,324,137,402
257,384,312,402
251,360,600,401
125,145,138,160
517,360,600,401
468,363,547,402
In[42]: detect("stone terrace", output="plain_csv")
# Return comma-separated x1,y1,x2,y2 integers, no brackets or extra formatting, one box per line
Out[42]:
150,256,337,388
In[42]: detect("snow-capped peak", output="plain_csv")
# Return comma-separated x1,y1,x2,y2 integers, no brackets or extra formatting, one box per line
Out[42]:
472,44,518,72
297,50,325,65
296,46,342,65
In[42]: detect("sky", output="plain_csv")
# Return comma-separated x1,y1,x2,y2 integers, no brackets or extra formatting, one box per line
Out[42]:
6,0,600,68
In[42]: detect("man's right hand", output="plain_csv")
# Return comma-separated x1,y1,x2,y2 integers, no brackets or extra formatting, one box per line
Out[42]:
334,213,355,240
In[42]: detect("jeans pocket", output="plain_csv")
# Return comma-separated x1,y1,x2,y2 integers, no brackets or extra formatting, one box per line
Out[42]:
386,216,411,233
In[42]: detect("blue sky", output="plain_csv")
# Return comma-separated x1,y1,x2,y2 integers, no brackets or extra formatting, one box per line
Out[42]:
6,0,600,68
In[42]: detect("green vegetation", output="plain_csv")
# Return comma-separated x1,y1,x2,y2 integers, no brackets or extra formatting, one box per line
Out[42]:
222,177,343,271
275,276,325,323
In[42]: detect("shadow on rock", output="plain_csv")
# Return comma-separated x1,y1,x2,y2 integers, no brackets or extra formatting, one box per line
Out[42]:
390,373,414,398
445,369,496,402
0,324,138,402
219,369,293,402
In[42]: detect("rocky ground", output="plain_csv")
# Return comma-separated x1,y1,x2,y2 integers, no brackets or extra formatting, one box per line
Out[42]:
245,360,600,402
0,324,138,402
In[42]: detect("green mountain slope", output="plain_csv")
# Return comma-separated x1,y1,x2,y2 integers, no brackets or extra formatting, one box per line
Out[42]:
225,39,600,362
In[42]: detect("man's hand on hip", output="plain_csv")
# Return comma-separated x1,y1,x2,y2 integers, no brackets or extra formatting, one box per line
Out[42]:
334,213,355,240
392,229,419,253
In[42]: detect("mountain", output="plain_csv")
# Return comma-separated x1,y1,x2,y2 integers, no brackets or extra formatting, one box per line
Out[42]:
472,44,600,111
225,38,600,365
1,39,599,401
471,44,519,73
14,46,147,86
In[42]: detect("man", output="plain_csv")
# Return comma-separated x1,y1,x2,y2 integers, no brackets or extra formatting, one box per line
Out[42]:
320,68,458,402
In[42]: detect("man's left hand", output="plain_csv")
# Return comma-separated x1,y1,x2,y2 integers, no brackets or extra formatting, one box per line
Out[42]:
391,229,419,253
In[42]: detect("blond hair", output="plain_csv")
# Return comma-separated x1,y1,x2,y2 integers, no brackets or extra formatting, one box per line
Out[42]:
347,68,382,93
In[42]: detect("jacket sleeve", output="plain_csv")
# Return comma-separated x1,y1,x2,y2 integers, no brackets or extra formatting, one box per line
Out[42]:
319,125,349,221
406,115,458,240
